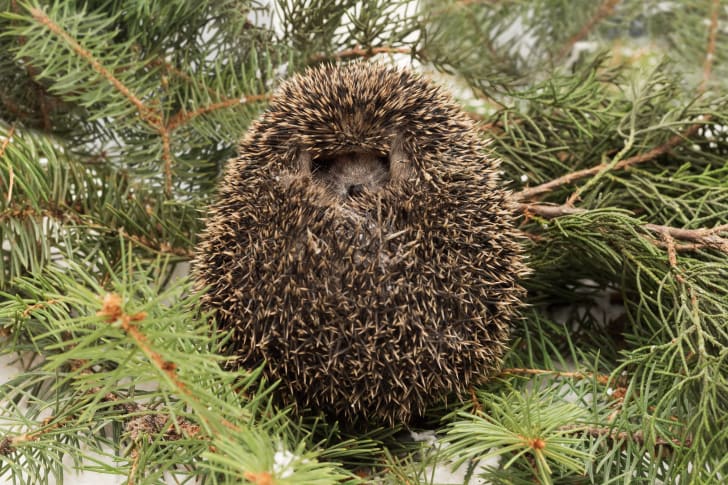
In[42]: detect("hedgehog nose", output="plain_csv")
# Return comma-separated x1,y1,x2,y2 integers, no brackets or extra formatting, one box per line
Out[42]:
347,184,365,197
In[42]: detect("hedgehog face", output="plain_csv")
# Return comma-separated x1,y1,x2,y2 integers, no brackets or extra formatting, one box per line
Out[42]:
194,63,527,426
305,150,390,199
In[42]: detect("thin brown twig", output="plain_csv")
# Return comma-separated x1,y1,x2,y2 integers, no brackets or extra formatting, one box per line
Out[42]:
499,367,611,385
29,9,160,126
556,0,621,61
515,120,708,201
700,0,720,93
21,299,60,318
656,227,685,283
560,424,691,449
128,448,141,485
520,202,728,254
0,416,74,456
469,386,484,414
167,94,269,131
310,45,413,63
1,124,16,204
97,293,185,392
97,293,241,433
644,223,728,253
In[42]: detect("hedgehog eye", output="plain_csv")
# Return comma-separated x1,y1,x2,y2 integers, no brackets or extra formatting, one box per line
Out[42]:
311,155,334,175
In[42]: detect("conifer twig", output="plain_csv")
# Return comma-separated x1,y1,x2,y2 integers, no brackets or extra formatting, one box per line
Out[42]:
97,293,241,433
27,8,175,196
700,0,720,93
167,94,269,130
1,124,15,203
644,223,728,253
310,46,413,63
556,0,621,61
519,203,728,254
27,9,160,126
560,425,691,449
515,120,708,200
0,416,74,456
499,367,611,384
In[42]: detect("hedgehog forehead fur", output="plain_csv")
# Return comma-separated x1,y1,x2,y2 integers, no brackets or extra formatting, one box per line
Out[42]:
194,62,527,426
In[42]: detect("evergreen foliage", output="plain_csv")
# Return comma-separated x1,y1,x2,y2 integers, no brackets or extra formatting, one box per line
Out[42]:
0,1,726,483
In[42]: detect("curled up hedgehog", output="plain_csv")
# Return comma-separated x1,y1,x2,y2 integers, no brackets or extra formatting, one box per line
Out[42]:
193,62,527,426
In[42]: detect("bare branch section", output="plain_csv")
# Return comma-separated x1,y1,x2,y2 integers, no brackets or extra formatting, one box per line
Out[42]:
700,0,720,92
560,424,692,450
167,94,269,130
645,223,728,253
310,45,413,63
1,124,16,204
499,367,610,385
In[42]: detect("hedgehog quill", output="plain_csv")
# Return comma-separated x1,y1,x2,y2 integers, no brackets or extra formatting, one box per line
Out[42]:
194,63,527,426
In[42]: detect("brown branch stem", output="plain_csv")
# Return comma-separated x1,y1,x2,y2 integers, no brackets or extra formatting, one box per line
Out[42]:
1,124,16,204
700,0,720,92
515,120,708,201
167,94,269,131
520,202,728,254
310,45,413,63
499,367,611,385
644,223,728,253
97,293,240,433
560,424,691,449
556,0,621,61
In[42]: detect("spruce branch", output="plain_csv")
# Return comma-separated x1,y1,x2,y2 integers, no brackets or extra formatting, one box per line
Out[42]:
27,8,159,125
25,6,173,195
9,5,272,199
94,292,241,435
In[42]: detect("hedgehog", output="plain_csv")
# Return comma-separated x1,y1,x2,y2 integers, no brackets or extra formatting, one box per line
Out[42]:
193,62,527,426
